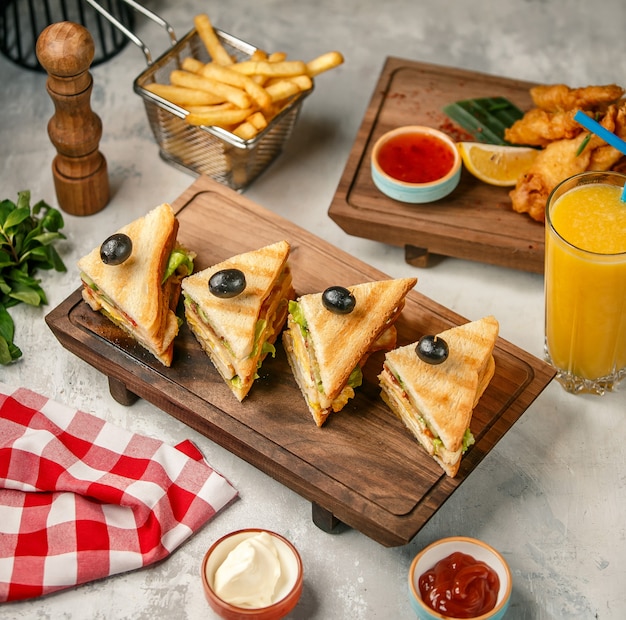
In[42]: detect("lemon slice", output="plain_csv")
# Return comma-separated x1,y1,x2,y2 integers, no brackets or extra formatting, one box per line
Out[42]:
457,142,539,187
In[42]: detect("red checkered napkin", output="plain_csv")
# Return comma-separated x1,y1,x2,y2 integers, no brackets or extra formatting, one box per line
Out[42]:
0,383,238,602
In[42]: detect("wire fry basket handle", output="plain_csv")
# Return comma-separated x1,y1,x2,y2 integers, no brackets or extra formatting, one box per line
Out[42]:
82,0,176,65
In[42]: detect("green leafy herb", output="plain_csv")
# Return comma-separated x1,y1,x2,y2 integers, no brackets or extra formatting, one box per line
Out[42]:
0,191,66,364
575,133,592,157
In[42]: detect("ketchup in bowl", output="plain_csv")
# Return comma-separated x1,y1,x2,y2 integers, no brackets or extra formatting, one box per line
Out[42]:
377,132,456,184
418,551,500,618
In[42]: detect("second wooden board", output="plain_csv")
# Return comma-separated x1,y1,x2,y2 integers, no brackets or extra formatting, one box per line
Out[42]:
329,57,545,273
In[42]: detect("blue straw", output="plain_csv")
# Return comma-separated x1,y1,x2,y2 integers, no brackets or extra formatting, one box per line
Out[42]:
574,110,626,202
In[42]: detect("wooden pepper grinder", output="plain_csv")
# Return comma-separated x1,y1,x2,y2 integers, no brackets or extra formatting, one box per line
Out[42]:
36,21,110,216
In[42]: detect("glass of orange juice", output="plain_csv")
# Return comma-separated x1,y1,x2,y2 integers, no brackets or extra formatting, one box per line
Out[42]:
545,171,626,394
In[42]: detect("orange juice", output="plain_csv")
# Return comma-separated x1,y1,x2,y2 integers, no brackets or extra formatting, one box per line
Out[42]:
545,174,626,393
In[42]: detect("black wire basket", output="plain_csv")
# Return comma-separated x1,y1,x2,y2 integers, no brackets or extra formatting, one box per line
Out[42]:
0,0,135,71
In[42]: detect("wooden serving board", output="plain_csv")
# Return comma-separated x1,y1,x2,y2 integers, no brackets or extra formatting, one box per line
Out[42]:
328,57,545,273
46,176,555,547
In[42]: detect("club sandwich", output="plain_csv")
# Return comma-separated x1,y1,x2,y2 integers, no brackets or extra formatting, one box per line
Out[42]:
78,203,194,367
182,240,294,401
282,277,417,427
379,315,499,477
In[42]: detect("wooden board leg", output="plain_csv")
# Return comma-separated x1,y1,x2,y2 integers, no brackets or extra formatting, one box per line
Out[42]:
312,502,343,533
108,376,139,406
404,244,430,267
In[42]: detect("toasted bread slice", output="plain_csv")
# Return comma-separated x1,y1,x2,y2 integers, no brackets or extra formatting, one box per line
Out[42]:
77,203,184,366
379,315,499,477
283,277,417,426
182,240,294,401
299,278,417,401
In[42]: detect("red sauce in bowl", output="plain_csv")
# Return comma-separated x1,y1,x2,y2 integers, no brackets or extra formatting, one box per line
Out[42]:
418,551,500,618
377,132,455,184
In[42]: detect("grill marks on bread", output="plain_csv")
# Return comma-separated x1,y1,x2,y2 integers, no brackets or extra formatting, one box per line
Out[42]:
181,240,294,401
380,316,499,477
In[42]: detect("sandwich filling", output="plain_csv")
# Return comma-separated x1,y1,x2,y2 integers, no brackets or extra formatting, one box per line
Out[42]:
184,266,293,391
378,315,499,476
80,244,194,359
379,364,475,469
285,300,400,419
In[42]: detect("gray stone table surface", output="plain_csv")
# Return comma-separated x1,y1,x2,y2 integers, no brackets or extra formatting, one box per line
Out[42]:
1,0,625,618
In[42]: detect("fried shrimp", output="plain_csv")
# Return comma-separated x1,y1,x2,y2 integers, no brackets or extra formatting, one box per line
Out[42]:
529,83,624,112
509,133,591,221
509,101,626,221
504,108,585,147
504,79,626,221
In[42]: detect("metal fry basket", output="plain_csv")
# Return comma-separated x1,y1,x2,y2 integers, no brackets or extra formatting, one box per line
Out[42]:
87,0,312,191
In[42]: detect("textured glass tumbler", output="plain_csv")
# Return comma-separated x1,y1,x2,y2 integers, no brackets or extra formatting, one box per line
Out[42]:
544,171,626,395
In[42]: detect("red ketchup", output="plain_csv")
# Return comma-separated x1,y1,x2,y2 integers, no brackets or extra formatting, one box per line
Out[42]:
418,551,500,618
377,132,455,184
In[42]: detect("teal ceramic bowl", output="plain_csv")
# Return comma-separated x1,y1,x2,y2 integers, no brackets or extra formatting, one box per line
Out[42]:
371,125,461,204
408,537,512,620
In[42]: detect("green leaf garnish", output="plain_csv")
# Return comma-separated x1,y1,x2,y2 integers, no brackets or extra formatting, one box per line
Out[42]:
443,97,524,145
0,192,66,364
575,133,592,157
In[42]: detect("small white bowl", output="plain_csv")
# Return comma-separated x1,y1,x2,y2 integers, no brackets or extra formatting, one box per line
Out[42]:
201,529,303,620
371,125,461,203
408,536,512,619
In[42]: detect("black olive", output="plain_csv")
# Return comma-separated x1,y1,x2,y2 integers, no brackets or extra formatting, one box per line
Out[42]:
322,286,356,314
100,233,132,265
209,268,246,298
416,335,449,365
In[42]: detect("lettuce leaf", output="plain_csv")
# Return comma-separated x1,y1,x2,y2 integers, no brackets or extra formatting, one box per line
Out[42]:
288,300,308,335
462,428,475,453
162,248,194,283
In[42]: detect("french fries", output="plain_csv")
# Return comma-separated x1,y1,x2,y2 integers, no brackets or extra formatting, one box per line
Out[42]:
199,62,273,111
264,80,302,104
306,51,345,77
193,14,233,66
233,111,269,140
186,107,253,127
149,13,344,140
144,83,224,106
170,70,252,109
229,60,308,78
